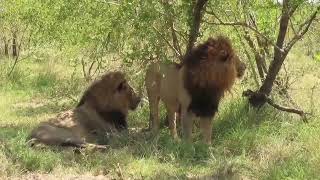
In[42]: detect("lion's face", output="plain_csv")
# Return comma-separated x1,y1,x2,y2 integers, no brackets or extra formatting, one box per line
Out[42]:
184,36,245,92
113,80,141,111
81,72,141,115
207,52,246,78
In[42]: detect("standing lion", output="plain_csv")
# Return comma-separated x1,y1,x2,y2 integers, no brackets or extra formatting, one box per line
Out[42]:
27,71,141,148
145,36,246,144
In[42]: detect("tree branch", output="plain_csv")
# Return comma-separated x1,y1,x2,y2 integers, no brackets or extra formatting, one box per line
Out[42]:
170,23,183,60
152,26,182,59
285,5,320,54
161,0,183,61
266,98,307,122
242,31,266,81
204,12,283,52
243,90,308,122
235,30,260,87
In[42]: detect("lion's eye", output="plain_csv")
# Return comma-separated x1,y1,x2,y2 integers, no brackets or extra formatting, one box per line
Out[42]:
117,81,127,92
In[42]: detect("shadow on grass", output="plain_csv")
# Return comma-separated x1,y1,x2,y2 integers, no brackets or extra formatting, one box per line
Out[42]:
0,98,285,178
0,124,31,141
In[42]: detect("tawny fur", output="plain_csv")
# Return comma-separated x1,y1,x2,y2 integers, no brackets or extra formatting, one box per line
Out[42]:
145,36,246,144
28,71,141,148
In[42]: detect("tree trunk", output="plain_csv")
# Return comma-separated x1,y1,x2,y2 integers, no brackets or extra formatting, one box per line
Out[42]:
258,1,290,96
185,0,208,56
246,0,291,107
12,32,18,58
4,38,9,57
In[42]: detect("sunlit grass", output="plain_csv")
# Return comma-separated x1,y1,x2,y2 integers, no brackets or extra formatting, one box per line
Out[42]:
0,52,319,179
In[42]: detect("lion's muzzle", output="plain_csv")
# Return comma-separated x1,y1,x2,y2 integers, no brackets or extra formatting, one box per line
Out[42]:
130,96,141,110
236,61,246,78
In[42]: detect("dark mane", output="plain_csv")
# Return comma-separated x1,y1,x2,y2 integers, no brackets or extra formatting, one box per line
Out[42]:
98,110,127,131
76,72,128,131
187,86,223,117
76,90,89,107
183,37,233,118
183,39,212,67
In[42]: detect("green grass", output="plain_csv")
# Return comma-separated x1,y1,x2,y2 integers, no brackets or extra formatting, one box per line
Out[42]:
0,53,320,179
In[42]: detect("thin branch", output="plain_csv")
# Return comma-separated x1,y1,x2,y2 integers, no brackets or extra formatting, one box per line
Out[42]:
161,0,183,60
88,60,97,78
7,56,19,76
285,6,320,53
204,13,283,52
242,31,265,80
170,23,183,60
174,28,188,43
266,98,308,122
243,90,308,122
7,52,34,76
80,56,88,80
289,17,298,36
236,32,260,87
152,26,182,58
7,45,36,77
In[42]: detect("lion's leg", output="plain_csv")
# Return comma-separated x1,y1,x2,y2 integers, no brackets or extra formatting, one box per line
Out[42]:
28,123,86,147
181,110,194,143
149,96,160,135
199,117,213,145
165,104,178,139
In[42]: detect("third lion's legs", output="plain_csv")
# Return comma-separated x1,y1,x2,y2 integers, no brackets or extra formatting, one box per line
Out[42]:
165,104,178,139
149,96,160,135
200,117,213,145
181,110,194,143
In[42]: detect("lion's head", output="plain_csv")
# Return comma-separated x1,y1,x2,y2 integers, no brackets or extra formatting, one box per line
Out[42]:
184,36,245,92
183,36,246,117
77,71,141,115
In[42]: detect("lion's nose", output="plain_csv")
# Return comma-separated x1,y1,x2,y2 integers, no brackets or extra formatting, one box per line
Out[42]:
237,63,246,78
130,97,141,110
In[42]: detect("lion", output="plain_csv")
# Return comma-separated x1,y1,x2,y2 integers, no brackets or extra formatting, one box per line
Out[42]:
27,71,141,149
145,36,246,144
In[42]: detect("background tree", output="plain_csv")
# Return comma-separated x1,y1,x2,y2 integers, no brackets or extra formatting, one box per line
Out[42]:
205,0,319,119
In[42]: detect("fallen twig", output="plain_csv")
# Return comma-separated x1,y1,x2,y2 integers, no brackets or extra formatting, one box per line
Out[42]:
243,89,309,122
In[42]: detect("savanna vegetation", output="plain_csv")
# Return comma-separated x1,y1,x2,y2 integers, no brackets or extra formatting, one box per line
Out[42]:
0,0,320,179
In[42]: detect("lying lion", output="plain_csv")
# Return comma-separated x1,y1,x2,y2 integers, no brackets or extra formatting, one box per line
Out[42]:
27,71,141,149
145,36,246,144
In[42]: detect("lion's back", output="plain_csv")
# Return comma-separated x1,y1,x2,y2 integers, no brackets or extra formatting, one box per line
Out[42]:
146,62,180,101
